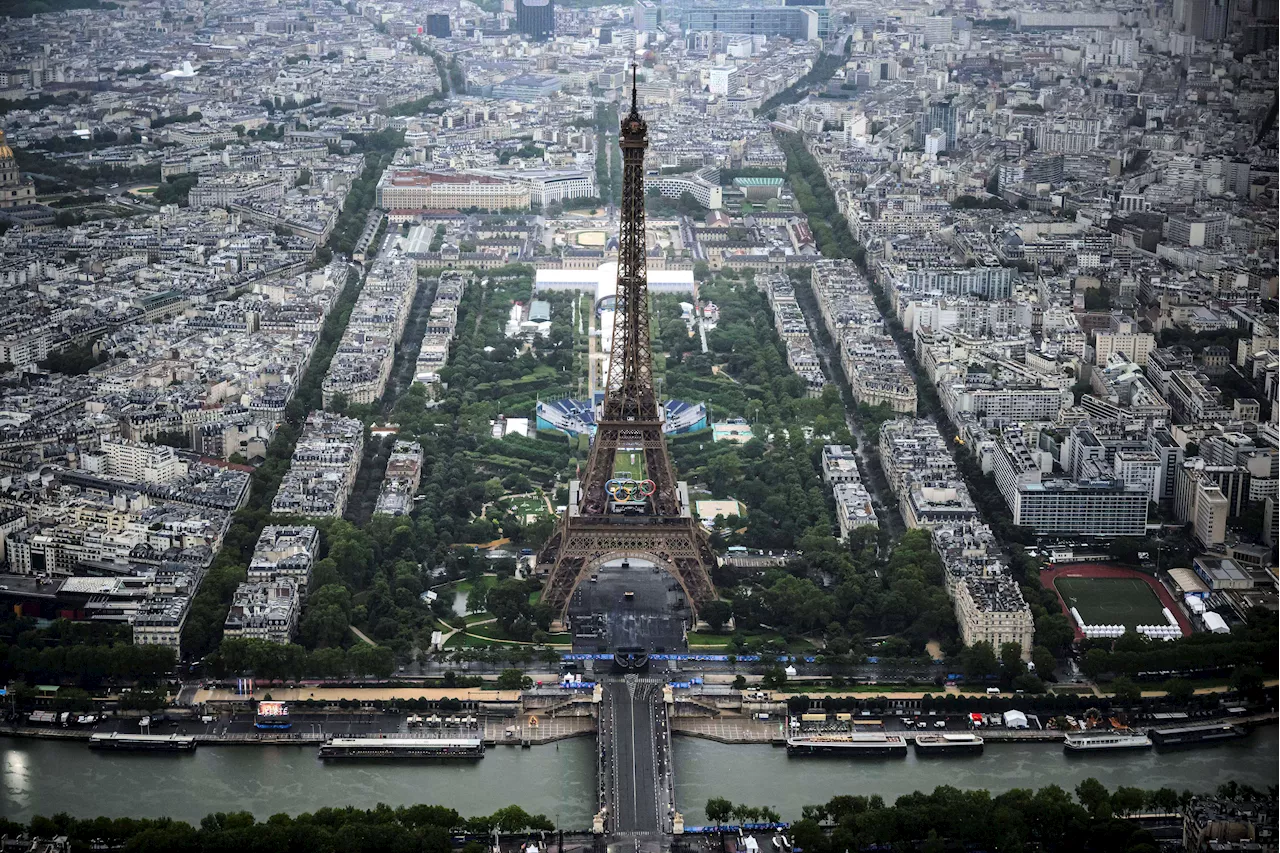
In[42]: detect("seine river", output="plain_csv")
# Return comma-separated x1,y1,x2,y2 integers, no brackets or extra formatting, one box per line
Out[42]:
2,727,1276,825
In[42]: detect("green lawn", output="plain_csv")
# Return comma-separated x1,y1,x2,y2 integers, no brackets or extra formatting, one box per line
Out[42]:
445,624,571,648
502,495,551,519
1054,576,1168,631
612,449,646,481
446,575,498,597
467,622,522,641
444,632,510,648
686,630,811,651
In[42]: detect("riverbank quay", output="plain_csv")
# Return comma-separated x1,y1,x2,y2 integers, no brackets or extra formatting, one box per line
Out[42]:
1,713,595,747
670,711,1279,745
669,719,1061,745
192,685,524,705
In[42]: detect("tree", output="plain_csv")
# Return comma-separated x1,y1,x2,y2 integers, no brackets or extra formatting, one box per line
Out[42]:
962,641,998,678
1163,678,1195,703
1111,786,1146,815
1035,613,1075,655
1080,647,1110,679
1000,642,1024,679
299,584,352,648
496,669,529,690
1110,676,1142,703
1075,778,1111,816
487,579,535,638
1230,664,1265,699
1012,673,1046,693
1031,645,1057,679
761,666,788,688
701,599,732,633
705,797,734,826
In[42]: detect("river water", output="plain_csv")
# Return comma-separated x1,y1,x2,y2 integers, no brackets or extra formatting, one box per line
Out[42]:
2,727,1276,825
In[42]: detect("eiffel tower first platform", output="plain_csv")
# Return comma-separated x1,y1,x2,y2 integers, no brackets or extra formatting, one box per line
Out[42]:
538,70,717,630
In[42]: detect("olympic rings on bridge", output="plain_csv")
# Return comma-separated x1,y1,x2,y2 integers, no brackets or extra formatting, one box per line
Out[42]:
606,478,656,502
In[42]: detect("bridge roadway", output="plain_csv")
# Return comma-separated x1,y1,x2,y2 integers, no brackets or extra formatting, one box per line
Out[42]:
600,676,674,839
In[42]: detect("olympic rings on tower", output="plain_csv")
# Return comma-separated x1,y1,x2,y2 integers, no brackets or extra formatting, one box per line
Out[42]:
605,478,656,503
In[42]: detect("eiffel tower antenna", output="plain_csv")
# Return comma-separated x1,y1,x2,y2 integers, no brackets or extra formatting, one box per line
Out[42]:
537,80,717,628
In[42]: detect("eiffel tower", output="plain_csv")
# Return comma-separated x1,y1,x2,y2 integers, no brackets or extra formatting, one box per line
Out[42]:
538,69,717,627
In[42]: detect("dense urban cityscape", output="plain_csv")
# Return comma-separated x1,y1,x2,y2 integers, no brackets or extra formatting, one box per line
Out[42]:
0,0,1276,848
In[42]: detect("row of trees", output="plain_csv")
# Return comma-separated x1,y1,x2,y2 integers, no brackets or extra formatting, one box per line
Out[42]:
326,133,403,256
6,804,556,853
757,51,849,118
704,798,782,825
776,131,863,264
1076,610,1277,681
0,614,175,686
775,780,1272,853
209,637,394,680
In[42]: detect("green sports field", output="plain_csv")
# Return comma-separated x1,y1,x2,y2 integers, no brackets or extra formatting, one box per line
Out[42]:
1054,576,1168,630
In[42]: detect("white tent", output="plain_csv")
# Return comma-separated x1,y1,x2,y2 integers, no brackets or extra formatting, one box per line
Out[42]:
1203,611,1231,634
1003,710,1029,729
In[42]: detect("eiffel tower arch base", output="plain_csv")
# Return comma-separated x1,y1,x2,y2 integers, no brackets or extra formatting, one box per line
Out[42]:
538,511,718,632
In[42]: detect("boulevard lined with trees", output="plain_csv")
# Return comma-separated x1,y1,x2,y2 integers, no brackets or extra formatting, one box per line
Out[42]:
654,276,961,656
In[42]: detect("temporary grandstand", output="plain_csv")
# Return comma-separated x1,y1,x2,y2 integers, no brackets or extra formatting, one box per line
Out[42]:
536,393,708,438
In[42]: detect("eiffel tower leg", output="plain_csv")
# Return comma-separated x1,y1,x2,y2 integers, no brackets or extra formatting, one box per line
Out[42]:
539,517,717,626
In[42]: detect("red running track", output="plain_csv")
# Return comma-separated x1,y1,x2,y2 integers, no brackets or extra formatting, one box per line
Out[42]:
1039,563,1192,641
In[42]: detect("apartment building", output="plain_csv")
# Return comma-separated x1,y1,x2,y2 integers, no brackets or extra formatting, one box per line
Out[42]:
1114,449,1162,501
821,444,862,485
88,440,188,485
833,481,878,539
993,428,1149,536
375,441,424,516
903,480,979,529
898,265,1014,300
954,575,1034,659
248,524,319,591
1177,469,1231,548
270,411,365,518
941,382,1071,425
132,595,190,655
223,578,301,643
1093,315,1156,366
